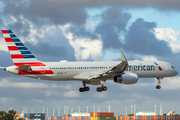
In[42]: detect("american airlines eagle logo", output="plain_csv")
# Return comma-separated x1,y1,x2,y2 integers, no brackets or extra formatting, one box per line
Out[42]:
154,62,162,71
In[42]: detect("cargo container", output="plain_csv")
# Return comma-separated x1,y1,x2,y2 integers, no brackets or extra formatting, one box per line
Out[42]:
91,113,114,117
97,117,116,120
120,116,123,120
130,116,136,120
124,116,129,120
91,117,98,120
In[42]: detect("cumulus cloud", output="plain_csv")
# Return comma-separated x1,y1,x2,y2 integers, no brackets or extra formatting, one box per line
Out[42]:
123,18,172,56
154,28,180,53
63,90,80,98
161,77,180,90
143,56,158,61
59,24,103,60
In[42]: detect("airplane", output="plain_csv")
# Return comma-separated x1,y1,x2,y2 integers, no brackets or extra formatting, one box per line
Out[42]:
0,30,178,92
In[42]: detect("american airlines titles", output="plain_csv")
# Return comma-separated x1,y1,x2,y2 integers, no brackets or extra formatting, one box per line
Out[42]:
125,64,159,71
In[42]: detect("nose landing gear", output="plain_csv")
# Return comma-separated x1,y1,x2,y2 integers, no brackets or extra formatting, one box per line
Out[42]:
156,77,163,89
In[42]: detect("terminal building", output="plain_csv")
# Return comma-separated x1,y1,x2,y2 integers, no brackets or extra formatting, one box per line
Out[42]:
136,111,156,116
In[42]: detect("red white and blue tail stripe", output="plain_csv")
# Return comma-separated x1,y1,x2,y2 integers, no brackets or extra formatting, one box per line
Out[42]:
2,30,54,77
2,30,41,66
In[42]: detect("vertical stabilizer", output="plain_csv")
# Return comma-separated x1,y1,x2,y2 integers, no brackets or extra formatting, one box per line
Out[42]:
2,30,41,66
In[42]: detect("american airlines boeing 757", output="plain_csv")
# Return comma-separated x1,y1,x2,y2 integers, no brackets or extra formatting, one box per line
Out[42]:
0,30,178,92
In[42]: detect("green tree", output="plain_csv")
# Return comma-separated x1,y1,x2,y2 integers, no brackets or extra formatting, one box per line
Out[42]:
17,118,25,120
127,114,134,116
0,110,17,120
67,114,71,117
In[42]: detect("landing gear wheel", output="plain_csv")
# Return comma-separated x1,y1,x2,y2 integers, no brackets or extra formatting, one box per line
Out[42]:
156,85,161,89
97,87,103,92
102,86,107,91
85,87,90,91
79,88,85,92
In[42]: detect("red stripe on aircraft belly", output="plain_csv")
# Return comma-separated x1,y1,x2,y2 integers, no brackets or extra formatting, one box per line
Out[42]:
5,38,14,42
14,63,46,66
8,46,19,50
11,54,24,59
18,70,54,75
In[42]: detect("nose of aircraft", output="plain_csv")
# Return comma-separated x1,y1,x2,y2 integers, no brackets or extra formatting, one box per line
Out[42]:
4,68,6,71
174,69,179,76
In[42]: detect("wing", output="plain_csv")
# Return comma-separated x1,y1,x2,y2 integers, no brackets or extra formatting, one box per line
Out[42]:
88,50,128,80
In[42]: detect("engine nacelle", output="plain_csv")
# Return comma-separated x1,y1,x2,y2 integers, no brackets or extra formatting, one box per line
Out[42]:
114,73,138,84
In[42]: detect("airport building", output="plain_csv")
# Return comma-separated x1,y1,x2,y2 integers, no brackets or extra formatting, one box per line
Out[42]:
136,111,156,116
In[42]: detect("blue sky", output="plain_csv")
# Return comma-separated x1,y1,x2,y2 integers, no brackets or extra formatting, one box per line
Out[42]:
0,0,180,116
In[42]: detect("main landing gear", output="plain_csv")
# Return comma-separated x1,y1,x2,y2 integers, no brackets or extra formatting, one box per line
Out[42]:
96,86,107,92
96,79,107,92
156,77,163,89
79,81,90,92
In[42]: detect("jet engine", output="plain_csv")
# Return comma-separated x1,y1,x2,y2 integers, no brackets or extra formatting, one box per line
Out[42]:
114,73,138,84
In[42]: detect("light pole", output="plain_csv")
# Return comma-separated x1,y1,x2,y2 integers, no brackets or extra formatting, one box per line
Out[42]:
134,104,136,115
78,106,80,113
131,106,133,114
160,103,162,115
30,109,33,113
125,107,127,116
154,105,156,115
93,105,95,112
58,107,60,117
98,107,100,112
66,107,68,115
108,105,111,112
86,106,88,113
47,108,48,117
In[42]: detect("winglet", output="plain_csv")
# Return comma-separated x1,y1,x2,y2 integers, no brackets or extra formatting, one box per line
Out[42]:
120,50,127,62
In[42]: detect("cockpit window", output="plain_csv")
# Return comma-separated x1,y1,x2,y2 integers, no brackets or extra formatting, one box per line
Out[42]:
171,66,174,69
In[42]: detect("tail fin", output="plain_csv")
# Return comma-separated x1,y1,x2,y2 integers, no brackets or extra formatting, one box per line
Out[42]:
167,111,175,115
2,30,42,66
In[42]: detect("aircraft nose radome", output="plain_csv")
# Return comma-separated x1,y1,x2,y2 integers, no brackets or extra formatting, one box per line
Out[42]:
175,69,179,76
4,68,6,71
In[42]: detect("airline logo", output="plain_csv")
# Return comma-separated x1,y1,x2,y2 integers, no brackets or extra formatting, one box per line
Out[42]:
125,62,163,71
154,62,163,71
2,30,54,76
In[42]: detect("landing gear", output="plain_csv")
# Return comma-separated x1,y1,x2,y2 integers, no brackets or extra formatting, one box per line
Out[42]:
79,87,90,92
156,85,161,89
96,79,107,92
96,86,107,92
79,81,90,92
156,77,163,89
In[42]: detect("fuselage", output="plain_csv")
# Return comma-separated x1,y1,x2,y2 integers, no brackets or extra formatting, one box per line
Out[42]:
5,60,178,81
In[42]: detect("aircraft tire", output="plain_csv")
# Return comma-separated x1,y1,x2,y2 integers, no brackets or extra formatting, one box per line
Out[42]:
103,86,107,91
97,87,103,92
156,85,161,89
85,87,90,91
79,88,85,92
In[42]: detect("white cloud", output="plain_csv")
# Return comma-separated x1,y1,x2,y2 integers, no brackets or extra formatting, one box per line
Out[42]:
143,56,158,61
63,90,80,97
0,97,15,104
59,24,103,61
0,78,73,90
92,92,107,98
154,28,180,53
161,77,180,90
